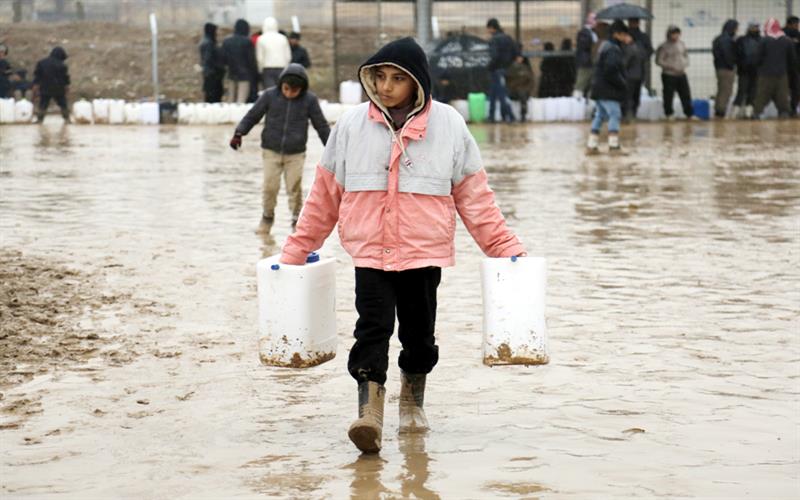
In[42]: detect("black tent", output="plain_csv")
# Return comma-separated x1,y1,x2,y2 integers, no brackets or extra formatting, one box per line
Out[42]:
428,33,492,99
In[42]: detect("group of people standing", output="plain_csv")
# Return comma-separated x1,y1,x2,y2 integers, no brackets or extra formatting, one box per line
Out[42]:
0,42,72,123
198,17,312,104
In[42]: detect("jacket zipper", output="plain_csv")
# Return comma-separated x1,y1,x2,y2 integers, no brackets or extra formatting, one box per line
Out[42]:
279,99,292,154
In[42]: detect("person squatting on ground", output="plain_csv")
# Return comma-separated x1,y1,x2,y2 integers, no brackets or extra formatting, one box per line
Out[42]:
230,64,329,234
656,25,694,120
256,17,292,90
574,12,598,97
712,19,739,118
587,21,630,154
784,16,800,116
278,37,526,454
753,18,798,118
288,32,311,69
734,22,761,118
486,18,518,122
505,51,535,122
222,19,258,103
199,22,225,103
33,46,70,123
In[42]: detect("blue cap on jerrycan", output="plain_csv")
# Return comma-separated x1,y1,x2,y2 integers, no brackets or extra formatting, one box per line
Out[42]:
306,252,320,263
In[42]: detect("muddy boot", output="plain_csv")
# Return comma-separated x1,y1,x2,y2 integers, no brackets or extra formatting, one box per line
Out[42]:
399,371,429,433
255,216,273,235
61,110,71,124
608,134,627,155
586,133,599,155
348,381,385,453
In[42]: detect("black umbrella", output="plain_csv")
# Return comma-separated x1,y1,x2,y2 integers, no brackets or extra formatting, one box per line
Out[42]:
427,33,492,99
595,2,653,20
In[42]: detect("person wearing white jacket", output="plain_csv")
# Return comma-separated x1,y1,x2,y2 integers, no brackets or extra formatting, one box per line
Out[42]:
256,17,292,89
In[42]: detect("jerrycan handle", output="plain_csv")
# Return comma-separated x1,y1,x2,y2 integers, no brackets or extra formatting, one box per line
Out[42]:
306,252,320,263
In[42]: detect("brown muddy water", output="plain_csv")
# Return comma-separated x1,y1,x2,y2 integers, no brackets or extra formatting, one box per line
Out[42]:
1,120,798,498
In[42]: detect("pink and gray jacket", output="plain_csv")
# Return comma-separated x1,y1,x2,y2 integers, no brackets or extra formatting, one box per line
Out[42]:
280,37,525,270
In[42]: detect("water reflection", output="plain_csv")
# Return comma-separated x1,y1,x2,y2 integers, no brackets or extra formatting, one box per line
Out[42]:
36,123,72,150
398,434,439,500
346,454,389,499
712,159,798,220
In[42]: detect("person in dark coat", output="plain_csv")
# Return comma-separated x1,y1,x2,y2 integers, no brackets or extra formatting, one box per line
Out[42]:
575,12,598,97
229,63,330,233
733,22,761,118
587,20,630,153
754,18,798,118
288,32,311,68
486,18,518,122
506,52,535,121
712,19,739,117
784,16,800,116
625,18,653,119
33,46,71,123
432,70,457,104
199,22,225,103
537,42,563,97
221,19,258,103
558,38,577,96
0,44,11,98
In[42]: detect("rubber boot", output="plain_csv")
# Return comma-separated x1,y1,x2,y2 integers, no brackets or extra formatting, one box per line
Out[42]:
608,134,627,155
399,371,429,433
745,105,754,119
348,381,385,453
255,215,273,235
586,132,599,154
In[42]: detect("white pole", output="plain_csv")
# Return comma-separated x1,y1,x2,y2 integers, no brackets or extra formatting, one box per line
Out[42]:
291,15,300,33
149,12,159,103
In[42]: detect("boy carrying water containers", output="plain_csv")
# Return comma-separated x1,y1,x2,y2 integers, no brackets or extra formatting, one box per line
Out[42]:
279,38,526,454
230,63,330,234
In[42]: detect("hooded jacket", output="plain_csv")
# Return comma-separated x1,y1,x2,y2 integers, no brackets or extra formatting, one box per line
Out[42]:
222,19,258,81
488,29,518,71
712,20,739,70
280,37,525,270
256,17,292,70
656,27,689,76
235,63,329,154
576,14,598,68
33,47,70,96
592,38,627,102
199,23,225,77
736,27,761,73
755,18,797,77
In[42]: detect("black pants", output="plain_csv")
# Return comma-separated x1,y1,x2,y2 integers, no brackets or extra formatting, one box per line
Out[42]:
625,78,642,118
203,73,224,103
734,71,757,106
788,67,799,117
661,73,693,117
348,267,441,386
37,94,69,120
262,68,283,90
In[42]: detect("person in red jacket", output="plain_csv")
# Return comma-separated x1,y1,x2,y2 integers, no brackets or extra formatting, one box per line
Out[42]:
280,37,526,454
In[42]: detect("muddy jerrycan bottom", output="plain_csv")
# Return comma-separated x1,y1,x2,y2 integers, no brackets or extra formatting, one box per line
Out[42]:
481,256,549,366
256,252,337,368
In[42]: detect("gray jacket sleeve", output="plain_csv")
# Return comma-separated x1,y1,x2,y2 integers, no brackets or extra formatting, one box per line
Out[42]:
235,91,270,136
308,96,331,145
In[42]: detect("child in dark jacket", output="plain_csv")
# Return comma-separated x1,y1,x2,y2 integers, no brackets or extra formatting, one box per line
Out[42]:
279,37,526,454
33,46,71,123
230,63,330,233
587,20,631,153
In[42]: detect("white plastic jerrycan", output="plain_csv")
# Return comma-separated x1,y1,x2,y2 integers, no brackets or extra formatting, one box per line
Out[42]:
481,256,549,366
256,252,337,368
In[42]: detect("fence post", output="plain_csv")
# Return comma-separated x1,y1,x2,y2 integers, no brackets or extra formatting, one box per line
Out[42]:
515,0,521,44
150,12,159,103
416,0,432,47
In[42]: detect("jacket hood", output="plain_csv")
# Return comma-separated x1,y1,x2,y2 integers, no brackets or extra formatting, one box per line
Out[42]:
50,46,68,60
262,16,278,34
279,63,309,92
204,22,217,39
722,19,738,35
764,18,785,39
234,19,250,36
358,37,431,124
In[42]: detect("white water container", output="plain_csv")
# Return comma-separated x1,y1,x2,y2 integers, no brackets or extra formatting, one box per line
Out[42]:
108,99,125,124
339,80,362,105
228,103,249,124
124,102,141,124
177,102,192,124
531,98,545,122
569,97,586,121
257,252,337,368
93,99,109,123
140,102,160,124
0,98,15,123
72,99,93,124
543,98,559,122
450,99,469,122
481,256,548,366
14,99,34,123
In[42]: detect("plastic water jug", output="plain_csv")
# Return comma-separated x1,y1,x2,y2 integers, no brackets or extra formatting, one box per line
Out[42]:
108,100,125,124
14,99,34,123
123,102,141,124
257,252,337,368
0,98,14,123
481,256,549,366
543,98,558,122
467,92,487,123
177,103,191,124
531,98,545,122
451,99,470,122
72,99,93,123
339,80,362,105
692,99,710,120
93,99,109,123
140,102,159,124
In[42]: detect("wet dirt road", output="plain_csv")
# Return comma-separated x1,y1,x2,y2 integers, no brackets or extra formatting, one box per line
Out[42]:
1,120,798,498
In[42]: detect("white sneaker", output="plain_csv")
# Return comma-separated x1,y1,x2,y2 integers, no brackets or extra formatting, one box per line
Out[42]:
586,133,600,154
